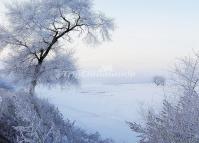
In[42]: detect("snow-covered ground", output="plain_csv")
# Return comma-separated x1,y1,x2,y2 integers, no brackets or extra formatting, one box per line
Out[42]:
37,82,164,143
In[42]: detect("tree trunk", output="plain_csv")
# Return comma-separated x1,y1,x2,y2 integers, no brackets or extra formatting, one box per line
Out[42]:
29,79,37,96
29,63,42,96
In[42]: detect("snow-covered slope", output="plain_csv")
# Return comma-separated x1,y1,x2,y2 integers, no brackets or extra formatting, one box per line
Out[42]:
37,83,164,143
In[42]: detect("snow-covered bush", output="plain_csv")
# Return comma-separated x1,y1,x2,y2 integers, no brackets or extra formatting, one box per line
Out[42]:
153,76,166,86
128,54,199,143
0,88,114,143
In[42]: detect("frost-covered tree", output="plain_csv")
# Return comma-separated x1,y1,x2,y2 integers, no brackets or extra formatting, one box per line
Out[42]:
153,76,166,86
127,53,199,143
0,0,114,95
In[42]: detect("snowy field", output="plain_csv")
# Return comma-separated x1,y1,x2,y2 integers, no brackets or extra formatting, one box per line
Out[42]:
37,82,164,143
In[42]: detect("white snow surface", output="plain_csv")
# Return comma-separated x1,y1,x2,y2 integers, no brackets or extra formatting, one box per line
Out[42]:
37,82,164,143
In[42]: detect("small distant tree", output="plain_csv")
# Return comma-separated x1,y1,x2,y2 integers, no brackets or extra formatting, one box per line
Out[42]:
127,53,199,143
0,0,114,95
153,76,166,86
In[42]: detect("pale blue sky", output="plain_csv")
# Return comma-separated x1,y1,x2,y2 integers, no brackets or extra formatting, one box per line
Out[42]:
0,0,199,72
75,0,199,72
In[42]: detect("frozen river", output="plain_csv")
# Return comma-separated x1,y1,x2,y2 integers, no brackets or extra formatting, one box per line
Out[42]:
37,83,164,143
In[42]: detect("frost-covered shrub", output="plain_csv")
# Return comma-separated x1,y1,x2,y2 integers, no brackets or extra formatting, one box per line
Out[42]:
0,89,18,143
0,89,114,143
128,93,199,143
128,54,199,143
